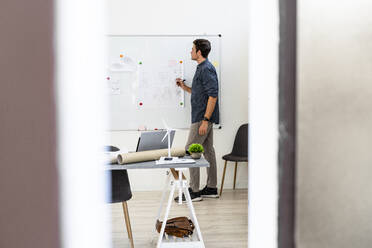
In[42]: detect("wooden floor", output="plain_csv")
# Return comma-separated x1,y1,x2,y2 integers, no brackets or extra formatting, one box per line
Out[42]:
109,189,248,248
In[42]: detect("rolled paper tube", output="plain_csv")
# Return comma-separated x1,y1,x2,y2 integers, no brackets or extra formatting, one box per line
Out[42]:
108,154,118,164
104,151,120,164
117,148,186,165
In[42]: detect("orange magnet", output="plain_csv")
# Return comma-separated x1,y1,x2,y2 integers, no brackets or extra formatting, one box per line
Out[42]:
120,54,124,58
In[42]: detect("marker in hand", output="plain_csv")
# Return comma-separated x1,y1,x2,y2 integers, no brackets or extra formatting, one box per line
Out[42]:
176,78,186,87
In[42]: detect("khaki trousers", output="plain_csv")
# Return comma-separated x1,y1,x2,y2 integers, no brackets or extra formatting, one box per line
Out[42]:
186,121,217,192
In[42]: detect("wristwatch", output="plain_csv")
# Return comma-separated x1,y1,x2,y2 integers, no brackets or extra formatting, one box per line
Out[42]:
203,116,210,122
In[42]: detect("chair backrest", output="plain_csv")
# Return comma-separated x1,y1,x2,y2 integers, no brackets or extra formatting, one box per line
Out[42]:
110,170,132,203
105,145,120,152
231,123,248,158
104,145,132,203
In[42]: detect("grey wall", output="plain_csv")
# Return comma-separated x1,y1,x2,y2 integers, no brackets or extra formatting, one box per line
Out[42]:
297,1,372,247
0,0,60,247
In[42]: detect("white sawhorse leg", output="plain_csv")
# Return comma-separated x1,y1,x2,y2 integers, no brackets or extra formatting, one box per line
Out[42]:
155,170,172,221
156,168,205,248
156,180,176,248
183,183,204,244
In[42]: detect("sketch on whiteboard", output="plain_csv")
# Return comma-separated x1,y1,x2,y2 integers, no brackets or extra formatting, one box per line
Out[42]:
109,56,137,72
107,79,121,95
137,61,184,108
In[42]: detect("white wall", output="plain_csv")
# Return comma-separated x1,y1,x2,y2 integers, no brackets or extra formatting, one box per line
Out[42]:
248,0,279,247
297,1,372,247
107,0,249,191
56,0,111,247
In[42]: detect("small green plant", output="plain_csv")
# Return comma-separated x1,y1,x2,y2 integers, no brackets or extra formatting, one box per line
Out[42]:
188,143,204,153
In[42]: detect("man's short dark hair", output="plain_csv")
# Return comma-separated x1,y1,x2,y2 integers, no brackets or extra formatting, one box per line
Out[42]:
193,39,211,58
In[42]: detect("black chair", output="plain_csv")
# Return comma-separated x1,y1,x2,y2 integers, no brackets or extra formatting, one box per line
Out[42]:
105,146,134,248
220,124,248,196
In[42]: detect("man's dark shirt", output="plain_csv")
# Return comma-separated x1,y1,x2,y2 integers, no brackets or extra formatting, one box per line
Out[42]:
191,59,219,124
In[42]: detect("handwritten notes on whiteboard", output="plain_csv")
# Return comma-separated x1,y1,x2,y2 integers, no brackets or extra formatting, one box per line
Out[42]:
137,60,184,108
107,56,184,108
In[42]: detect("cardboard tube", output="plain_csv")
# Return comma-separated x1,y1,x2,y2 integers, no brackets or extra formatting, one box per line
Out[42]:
105,151,120,164
117,148,186,165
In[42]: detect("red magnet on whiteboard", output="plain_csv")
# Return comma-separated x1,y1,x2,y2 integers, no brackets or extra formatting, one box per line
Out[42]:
154,128,158,130
139,102,143,106
106,77,110,80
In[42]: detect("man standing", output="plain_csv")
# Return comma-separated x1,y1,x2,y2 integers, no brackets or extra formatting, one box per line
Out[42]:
176,39,219,202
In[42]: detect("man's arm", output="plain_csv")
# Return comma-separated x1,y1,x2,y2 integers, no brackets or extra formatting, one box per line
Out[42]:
204,96,217,120
199,96,217,135
176,78,191,93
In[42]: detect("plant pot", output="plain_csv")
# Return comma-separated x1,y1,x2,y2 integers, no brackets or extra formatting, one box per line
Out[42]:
191,152,202,159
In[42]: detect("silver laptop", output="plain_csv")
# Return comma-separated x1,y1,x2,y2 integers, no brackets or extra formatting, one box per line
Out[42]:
136,130,175,152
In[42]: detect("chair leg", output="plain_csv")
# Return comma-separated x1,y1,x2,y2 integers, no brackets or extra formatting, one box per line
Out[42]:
233,162,238,190
122,201,134,248
220,160,227,196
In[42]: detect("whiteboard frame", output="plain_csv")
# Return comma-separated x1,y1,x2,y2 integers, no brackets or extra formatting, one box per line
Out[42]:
106,34,222,130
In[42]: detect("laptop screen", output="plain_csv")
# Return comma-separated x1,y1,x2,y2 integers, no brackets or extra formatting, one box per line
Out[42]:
136,130,175,152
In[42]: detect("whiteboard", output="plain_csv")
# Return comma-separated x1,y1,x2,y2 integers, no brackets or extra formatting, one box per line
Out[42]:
106,35,221,131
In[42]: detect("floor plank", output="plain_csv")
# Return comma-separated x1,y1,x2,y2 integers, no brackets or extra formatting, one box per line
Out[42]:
109,189,248,248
